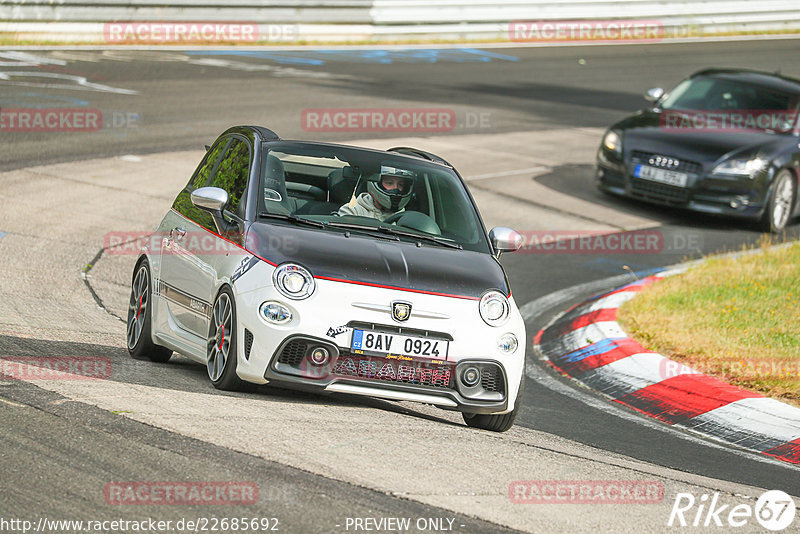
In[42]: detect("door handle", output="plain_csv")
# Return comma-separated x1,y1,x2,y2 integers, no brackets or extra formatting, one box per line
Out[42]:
170,227,187,240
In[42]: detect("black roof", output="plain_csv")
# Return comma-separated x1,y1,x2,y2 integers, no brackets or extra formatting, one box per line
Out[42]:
691,68,800,94
216,125,455,169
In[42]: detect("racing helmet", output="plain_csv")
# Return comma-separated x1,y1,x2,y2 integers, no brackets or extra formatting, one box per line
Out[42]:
367,165,415,212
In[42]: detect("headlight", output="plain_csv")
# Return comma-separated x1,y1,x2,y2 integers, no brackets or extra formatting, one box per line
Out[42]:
712,156,768,179
259,301,292,324
479,290,510,326
273,263,315,300
602,130,622,155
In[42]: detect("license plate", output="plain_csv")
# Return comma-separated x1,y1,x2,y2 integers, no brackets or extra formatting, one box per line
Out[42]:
350,329,449,359
634,164,689,187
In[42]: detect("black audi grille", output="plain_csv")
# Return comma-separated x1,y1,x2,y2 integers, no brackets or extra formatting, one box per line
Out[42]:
631,151,702,175
480,365,504,394
277,339,307,367
630,178,690,205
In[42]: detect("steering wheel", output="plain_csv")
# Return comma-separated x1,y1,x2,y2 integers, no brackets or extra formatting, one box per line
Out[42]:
383,211,441,235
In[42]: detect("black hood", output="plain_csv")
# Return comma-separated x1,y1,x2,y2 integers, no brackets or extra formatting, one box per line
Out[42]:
246,222,509,299
614,110,787,165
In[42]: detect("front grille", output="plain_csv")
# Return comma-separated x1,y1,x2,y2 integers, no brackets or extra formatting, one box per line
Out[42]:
333,351,455,390
480,365,504,394
277,339,307,367
630,178,690,205
244,329,253,360
631,151,702,175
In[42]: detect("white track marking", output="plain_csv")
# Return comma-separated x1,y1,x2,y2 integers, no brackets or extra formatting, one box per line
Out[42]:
0,71,138,94
465,166,550,180
552,321,627,352
688,398,800,447
580,352,698,395
0,51,66,67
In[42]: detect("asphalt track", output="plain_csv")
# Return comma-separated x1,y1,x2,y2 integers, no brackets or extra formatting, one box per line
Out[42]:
2,39,800,532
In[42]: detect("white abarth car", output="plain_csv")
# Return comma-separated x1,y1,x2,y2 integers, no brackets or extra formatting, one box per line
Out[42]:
127,126,526,431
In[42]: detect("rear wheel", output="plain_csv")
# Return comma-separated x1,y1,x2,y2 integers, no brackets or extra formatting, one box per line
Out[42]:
462,375,525,432
761,169,796,233
206,287,244,391
127,259,172,363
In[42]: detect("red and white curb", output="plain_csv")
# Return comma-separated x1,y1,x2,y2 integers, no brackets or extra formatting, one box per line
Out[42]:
534,273,800,465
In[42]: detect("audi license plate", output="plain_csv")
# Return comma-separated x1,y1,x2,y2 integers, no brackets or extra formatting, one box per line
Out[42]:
351,329,449,359
634,164,689,187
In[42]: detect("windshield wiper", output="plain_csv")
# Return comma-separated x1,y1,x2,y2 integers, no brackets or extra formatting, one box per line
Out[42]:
376,225,463,250
326,221,400,241
257,212,326,228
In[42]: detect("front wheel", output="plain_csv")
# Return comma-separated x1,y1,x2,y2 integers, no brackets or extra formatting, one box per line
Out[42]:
127,259,172,363
761,169,796,233
462,375,525,432
206,287,244,391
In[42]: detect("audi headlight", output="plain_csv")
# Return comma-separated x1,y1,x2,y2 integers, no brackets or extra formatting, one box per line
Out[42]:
602,130,622,155
479,290,510,326
273,263,315,300
712,156,768,179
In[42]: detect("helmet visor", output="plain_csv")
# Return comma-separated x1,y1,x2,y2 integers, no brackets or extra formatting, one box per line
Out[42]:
378,165,415,194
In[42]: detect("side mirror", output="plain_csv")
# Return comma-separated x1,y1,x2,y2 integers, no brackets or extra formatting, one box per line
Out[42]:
191,187,233,234
489,227,523,256
644,87,665,103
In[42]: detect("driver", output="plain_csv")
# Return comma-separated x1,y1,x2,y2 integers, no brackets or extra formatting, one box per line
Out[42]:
337,166,415,221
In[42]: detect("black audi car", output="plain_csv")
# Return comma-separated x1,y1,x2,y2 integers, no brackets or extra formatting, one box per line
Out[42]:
596,68,800,232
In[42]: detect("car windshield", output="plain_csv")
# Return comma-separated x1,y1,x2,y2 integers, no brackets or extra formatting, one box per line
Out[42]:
258,142,490,253
659,75,799,133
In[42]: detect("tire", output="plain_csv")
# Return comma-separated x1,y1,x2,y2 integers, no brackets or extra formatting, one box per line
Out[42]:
206,286,244,391
127,259,173,363
462,374,525,432
760,169,796,233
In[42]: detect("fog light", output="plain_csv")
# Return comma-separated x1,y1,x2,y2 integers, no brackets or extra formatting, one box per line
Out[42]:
730,195,749,209
461,366,481,387
259,301,292,325
309,347,330,366
498,334,518,354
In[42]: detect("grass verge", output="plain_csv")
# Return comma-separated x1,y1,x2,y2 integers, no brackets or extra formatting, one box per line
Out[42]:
618,239,800,406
